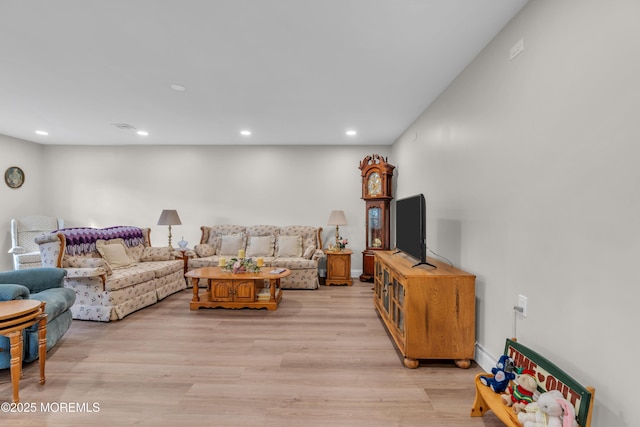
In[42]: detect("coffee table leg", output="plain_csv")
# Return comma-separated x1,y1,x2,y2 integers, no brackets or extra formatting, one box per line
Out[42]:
38,313,47,385
269,279,276,301
191,277,200,302
9,330,21,403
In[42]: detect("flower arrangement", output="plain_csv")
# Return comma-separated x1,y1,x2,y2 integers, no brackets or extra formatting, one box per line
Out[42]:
336,237,349,250
222,257,261,273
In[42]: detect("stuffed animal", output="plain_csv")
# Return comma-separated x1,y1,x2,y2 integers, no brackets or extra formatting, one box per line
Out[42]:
501,369,538,413
517,390,578,427
479,355,516,393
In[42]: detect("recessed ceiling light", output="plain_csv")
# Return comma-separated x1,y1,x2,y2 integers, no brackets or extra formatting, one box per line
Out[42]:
137,130,149,136
170,84,186,91
240,130,251,136
346,130,357,136
112,123,136,130
35,130,48,136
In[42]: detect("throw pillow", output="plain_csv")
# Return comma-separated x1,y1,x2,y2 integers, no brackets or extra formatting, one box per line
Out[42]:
276,235,302,257
303,245,316,260
218,234,246,256
141,246,172,262
98,243,131,269
246,235,275,257
194,243,216,258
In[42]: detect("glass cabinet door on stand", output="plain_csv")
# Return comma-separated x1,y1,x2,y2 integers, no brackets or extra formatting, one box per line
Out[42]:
359,154,395,282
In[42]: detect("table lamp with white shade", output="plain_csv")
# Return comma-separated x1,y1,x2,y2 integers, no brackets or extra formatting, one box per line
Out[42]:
157,209,181,249
327,210,348,251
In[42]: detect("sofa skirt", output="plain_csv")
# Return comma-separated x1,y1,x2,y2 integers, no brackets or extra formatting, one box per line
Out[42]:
68,276,185,322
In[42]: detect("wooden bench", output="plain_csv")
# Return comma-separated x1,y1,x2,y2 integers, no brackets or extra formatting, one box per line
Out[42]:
470,338,595,427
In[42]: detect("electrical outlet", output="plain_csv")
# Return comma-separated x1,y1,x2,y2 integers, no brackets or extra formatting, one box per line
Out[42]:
518,294,528,317
510,38,524,61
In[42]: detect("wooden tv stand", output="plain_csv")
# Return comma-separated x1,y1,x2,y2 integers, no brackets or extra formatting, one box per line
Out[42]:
373,251,476,368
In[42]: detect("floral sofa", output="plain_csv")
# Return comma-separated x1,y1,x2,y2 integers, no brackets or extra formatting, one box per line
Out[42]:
35,226,186,322
188,225,324,290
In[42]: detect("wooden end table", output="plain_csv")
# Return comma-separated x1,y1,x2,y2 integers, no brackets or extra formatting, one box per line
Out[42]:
185,267,291,311
0,299,47,403
324,249,353,286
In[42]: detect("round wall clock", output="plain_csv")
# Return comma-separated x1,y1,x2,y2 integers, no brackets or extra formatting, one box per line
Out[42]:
5,166,25,189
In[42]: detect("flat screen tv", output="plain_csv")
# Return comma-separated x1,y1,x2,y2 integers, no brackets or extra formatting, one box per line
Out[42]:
394,194,435,268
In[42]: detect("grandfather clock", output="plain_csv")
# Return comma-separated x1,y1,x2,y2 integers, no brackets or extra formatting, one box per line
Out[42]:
359,154,395,282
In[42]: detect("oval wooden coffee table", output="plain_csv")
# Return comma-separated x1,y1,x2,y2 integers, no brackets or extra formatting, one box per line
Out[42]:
0,299,47,403
185,266,291,311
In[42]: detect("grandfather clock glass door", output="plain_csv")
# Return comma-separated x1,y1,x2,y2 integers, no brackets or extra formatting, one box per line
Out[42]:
362,199,390,279
367,206,382,249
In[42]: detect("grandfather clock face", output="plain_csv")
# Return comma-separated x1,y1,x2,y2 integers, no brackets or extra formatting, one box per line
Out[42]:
367,172,382,197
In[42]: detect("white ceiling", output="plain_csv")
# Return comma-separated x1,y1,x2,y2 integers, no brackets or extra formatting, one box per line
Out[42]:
0,0,528,146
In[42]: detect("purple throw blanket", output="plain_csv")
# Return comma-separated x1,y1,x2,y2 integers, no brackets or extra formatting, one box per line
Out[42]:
57,226,145,256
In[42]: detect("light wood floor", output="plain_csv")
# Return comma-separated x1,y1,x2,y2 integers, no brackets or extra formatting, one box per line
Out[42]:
1,280,503,426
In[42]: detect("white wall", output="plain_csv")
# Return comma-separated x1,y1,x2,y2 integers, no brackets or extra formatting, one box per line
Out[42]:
35,144,390,273
0,135,46,270
392,0,639,425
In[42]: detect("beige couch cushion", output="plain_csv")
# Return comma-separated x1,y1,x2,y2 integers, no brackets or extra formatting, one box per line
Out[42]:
276,235,302,257
64,255,113,276
246,235,275,257
280,226,318,255
270,257,317,269
103,265,156,291
194,243,216,257
96,240,132,269
127,244,144,263
146,260,184,278
141,246,172,261
219,234,246,256
205,225,247,252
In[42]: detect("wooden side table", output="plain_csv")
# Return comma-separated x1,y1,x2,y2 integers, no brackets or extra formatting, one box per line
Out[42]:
175,249,194,275
324,249,353,286
0,300,47,403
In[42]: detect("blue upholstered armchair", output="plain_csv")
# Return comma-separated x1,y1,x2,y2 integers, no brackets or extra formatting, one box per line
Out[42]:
0,268,76,368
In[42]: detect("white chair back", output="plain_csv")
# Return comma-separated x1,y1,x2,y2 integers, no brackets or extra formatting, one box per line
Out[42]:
9,215,64,270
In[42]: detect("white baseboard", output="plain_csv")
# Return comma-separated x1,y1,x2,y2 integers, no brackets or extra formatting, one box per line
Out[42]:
474,342,497,373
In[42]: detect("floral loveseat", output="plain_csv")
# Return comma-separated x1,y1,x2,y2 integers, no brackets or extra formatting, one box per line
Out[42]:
35,226,186,322
188,225,324,290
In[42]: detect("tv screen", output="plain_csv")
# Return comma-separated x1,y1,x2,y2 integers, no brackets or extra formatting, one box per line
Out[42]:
395,194,435,268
